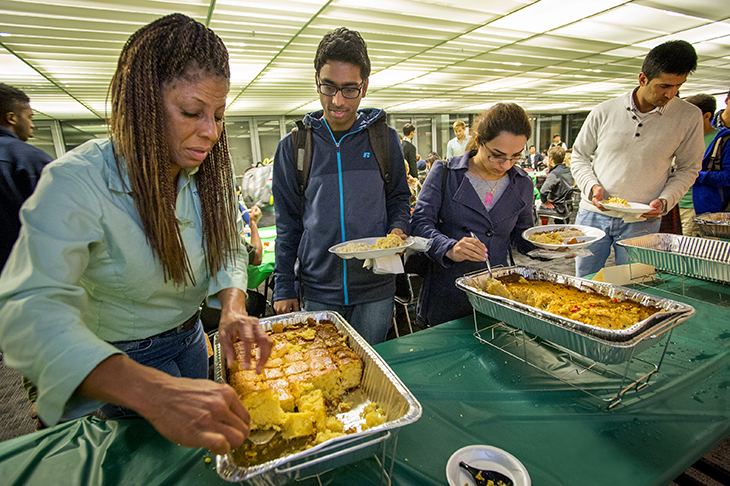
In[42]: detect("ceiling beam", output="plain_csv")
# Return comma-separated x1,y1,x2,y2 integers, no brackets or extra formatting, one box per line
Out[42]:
0,40,102,119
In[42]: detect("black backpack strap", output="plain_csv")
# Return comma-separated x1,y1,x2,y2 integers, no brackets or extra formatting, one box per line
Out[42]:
290,120,313,195
368,117,391,188
441,159,449,194
705,133,730,172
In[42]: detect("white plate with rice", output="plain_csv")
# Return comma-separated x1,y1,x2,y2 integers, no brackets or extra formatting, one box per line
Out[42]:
522,224,605,251
602,200,653,214
329,236,413,260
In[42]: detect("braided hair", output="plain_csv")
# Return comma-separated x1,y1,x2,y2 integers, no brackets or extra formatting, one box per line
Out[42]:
109,13,238,286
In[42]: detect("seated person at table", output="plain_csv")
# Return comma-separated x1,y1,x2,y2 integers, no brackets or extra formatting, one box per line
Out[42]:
241,203,264,266
411,103,538,327
539,146,575,224
0,14,272,455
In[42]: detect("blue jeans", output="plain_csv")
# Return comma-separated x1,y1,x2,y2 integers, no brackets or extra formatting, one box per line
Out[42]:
574,209,661,278
303,296,395,345
101,321,208,419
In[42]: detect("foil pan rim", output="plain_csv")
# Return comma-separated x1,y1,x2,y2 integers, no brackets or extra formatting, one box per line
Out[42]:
455,266,694,344
213,310,422,482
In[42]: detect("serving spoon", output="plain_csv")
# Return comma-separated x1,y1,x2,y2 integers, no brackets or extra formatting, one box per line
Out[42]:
459,461,514,486
247,429,276,445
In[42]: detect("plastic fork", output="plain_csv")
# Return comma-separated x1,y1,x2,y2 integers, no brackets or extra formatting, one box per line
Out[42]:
247,429,276,445
459,461,514,486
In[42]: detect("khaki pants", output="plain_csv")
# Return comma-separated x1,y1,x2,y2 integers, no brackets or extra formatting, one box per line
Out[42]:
679,207,700,237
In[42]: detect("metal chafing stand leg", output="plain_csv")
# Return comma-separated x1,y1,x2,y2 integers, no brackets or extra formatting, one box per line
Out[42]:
472,309,676,410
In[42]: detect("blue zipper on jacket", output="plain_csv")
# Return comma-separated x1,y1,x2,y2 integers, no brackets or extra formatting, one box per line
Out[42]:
322,117,368,306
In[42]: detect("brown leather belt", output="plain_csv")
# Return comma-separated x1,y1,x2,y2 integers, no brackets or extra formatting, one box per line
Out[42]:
160,308,201,336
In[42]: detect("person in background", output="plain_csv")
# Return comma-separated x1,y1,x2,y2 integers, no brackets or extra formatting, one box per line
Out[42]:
272,27,411,345
446,120,472,159
550,134,567,150
402,122,418,178
526,144,545,171
539,146,574,224
712,89,729,129
680,94,720,236
0,83,53,271
692,111,730,216
417,158,429,184
570,40,704,277
0,14,272,454
411,103,537,327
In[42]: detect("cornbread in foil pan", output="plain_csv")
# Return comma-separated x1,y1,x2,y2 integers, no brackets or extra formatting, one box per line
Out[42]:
213,311,422,484
456,266,694,364
618,233,730,284
693,212,730,239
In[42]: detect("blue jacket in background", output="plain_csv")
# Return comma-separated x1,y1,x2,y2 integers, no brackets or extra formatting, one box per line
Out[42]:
272,108,411,306
0,126,53,269
693,127,730,215
411,154,536,326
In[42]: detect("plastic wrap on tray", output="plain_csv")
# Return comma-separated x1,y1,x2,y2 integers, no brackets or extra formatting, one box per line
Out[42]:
213,311,422,484
693,212,730,239
456,266,695,364
618,233,730,283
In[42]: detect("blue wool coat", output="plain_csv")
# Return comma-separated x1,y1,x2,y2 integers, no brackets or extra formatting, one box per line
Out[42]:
411,154,536,326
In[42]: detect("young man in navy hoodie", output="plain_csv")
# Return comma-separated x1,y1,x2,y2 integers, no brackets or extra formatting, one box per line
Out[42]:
272,28,411,344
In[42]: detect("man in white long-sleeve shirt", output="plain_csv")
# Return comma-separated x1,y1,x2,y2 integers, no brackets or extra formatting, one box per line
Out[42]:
571,40,704,277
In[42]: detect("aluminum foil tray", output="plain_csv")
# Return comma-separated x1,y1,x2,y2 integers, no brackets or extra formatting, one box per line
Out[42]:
456,266,694,364
694,212,730,239
213,310,422,484
617,233,730,284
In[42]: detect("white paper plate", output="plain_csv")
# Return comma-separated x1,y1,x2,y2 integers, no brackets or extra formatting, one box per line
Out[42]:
602,201,653,214
446,445,531,486
328,237,413,260
522,224,606,251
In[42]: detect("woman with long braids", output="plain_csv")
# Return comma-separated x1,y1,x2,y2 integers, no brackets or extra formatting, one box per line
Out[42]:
411,103,538,327
0,14,271,454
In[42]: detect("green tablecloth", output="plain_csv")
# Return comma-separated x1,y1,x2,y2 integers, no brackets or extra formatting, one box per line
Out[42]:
246,225,275,289
2,274,730,485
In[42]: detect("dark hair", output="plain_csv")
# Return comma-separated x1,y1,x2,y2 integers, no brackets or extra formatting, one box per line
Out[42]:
403,123,415,136
642,40,697,82
685,94,717,116
529,145,536,149
465,103,532,155
548,146,566,164
109,13,237,286
0,83,30,122
552,134,560,139
314,27,371,81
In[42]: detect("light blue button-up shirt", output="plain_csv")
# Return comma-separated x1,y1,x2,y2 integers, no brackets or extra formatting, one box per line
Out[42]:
0,138,248,425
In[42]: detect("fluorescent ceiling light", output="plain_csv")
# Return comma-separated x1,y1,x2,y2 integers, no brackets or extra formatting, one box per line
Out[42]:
369,68,429,88
462,77,543,92
387,99,452,111
546,82,625,95
489,0,626,33
230,62,268,84
635,22,730,47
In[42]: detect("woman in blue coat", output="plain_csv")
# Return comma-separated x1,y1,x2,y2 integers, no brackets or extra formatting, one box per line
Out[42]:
411,103,537,327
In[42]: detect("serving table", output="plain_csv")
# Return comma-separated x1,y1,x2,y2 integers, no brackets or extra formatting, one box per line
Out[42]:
1,273,729,485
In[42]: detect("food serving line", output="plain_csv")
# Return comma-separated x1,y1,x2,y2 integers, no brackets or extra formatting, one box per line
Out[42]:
0,271,729,485
3,220,730,485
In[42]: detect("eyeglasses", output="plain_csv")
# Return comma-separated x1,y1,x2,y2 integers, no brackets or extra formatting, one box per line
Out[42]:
317,77,363,99
482,144,525,165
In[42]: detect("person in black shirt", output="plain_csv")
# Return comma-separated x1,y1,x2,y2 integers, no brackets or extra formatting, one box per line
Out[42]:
0,83,53,270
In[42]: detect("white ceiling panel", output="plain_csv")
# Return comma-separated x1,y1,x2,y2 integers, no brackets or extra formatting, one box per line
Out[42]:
0,0,728,119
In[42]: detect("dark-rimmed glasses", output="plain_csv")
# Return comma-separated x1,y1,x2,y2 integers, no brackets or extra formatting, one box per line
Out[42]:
483,143,525,165
317,77,363,99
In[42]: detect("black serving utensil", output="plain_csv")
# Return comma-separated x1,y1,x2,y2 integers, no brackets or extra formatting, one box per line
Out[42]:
459,461,514,486
469,231,493,280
